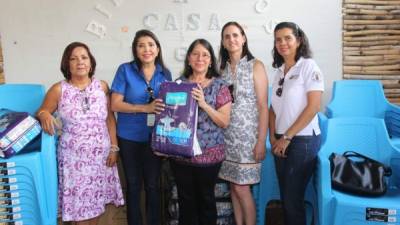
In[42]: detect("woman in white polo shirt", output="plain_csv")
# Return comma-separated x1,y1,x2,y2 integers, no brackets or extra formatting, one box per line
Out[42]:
269,22,324,225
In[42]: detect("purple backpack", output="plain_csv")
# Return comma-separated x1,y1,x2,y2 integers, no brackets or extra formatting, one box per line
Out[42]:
151,81,201,157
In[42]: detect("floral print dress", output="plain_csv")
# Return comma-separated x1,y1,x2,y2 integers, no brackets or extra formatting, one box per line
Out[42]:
57,78,124,221
219,57,262,185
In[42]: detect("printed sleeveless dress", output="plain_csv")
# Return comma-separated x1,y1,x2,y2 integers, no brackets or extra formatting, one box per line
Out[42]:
219,57,262,185
57,78,124,221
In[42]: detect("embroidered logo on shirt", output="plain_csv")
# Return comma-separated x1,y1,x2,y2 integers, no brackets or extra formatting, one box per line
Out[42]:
312,71,322,82
289,74,299,79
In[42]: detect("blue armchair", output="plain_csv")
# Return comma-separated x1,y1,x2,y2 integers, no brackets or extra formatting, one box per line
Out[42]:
326,80,400,148
316,117,400,225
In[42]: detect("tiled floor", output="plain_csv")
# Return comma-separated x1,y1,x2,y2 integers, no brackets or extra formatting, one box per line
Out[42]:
98,205,128,225
59,202,285,225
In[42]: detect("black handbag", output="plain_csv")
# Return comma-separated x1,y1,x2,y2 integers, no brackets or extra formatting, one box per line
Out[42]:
329,151,392,196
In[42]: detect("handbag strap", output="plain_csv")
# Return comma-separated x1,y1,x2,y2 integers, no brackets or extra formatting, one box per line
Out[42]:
344,151,379,163
343,151,392,176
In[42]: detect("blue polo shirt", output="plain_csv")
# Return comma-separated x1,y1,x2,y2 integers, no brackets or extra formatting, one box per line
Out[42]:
111,61,172,142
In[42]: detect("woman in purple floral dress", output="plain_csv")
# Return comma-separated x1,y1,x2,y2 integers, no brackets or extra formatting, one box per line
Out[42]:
37,42,124,225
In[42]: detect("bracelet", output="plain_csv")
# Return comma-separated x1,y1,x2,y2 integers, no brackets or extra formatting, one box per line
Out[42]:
283,134,292,142
110,144,120,152
37,110,48,117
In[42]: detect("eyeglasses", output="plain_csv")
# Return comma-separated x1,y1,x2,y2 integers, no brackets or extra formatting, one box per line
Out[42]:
190,52,211,59
80,90,90,113
276,77,285,97
147,86,154,103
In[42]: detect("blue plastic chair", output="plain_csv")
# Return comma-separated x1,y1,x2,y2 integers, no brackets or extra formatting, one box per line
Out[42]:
315,117,400,225
326,80,400,148
0,84,45,115
0,84,57,225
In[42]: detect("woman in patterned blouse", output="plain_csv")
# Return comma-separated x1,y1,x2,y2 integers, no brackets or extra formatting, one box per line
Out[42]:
170,39,232,225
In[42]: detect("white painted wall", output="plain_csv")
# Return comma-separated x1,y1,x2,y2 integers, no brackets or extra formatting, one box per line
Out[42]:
0,0,342,104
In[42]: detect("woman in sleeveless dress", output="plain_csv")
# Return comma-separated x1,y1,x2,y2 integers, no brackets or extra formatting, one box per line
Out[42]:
37,42,124,225
218,22,269,225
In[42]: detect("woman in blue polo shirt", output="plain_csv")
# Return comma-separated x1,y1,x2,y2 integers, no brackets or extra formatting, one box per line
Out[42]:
111,29,172,225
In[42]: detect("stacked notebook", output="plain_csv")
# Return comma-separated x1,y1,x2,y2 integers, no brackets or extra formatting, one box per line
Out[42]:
0,109,41,159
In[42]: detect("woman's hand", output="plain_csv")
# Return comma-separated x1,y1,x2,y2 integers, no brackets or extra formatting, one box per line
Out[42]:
272,137,290,158
147,99,166,114
153,151,169,158
106,152,118,167
38,111,59,136
269,135,277,147
253,141,266,162
192,84,207,109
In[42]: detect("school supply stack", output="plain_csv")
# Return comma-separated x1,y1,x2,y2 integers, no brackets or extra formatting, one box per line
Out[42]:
160,161,234,225
0,109,42,159
165,178,234,225
0,84,58,225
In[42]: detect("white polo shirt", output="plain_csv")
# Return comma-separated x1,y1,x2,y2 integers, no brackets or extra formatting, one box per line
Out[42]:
271,57,324,136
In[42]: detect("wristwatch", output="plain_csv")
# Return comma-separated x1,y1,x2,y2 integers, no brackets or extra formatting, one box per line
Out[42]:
283,133,292,141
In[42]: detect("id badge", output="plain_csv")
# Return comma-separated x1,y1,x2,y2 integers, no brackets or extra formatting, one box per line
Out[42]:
147,114,155,127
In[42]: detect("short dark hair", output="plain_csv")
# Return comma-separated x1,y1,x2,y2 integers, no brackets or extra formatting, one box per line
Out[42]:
60,42,96,80
219,21,254,71
272,22,312,68
132,29,167,72
182,39,220,79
